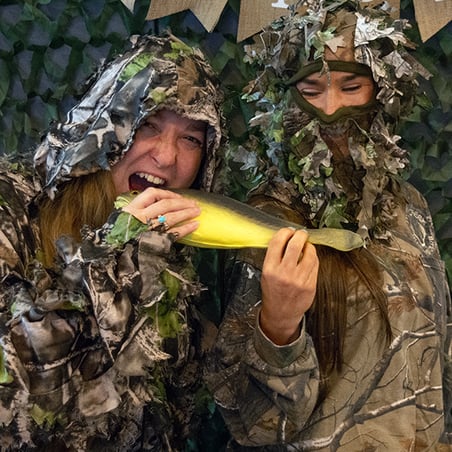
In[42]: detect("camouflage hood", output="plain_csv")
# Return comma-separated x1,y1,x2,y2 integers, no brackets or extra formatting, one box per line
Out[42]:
34,34,225,198
239,0,430,240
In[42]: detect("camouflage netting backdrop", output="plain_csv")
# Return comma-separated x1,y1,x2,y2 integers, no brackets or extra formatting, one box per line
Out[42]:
0,0,450,288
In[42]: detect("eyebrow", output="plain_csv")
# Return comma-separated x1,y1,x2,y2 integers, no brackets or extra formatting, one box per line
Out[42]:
186,121,206,133
301,73,362,85
145,116,206,133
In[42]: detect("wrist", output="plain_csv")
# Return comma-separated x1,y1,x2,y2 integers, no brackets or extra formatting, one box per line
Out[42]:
259,309,302,345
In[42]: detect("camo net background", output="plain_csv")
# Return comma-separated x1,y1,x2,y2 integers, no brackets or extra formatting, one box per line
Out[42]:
0,0,450,285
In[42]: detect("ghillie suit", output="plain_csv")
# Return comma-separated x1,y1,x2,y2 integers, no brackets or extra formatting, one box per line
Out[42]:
0,34,227,450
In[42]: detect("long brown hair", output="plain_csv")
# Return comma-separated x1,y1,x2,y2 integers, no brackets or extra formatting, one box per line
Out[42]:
39,170,116,267
308,245,392,399
247,194,392,388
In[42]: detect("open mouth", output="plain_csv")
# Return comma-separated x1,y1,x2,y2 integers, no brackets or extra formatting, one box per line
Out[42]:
129,173,165,191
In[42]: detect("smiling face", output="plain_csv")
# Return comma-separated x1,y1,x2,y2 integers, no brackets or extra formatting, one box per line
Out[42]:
111,109,206,194
296,70,374,116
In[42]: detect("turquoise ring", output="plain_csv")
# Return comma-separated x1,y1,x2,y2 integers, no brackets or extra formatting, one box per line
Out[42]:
157,214,170,232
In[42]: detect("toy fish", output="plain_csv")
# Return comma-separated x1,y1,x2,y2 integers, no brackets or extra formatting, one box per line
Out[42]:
173,189,363,252
112,189,363,251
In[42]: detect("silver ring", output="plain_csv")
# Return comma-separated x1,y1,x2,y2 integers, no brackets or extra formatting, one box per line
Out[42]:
146,217,154,229
169,231,180,243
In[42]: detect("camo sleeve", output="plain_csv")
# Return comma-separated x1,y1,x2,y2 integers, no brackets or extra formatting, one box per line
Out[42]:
206,255,320,445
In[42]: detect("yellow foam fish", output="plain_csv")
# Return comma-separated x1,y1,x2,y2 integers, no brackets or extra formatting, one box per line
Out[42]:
173,189,363,252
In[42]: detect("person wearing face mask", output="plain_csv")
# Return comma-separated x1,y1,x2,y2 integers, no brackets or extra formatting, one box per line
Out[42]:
206,0,451,449
0,34,226,450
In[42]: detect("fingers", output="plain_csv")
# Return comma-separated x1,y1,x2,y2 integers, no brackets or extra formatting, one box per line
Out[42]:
121,188,200,240
167,220,200,240
144,204,200,229
265,228,311,266
126,187,195,211
260,228,319,345
263,228,318,289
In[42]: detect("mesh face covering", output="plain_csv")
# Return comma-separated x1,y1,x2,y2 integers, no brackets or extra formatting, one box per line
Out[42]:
240,0,430,240
34,34,225,198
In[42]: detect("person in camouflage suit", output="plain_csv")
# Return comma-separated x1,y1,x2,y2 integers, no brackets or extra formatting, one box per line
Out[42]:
207,1,451,450
0,34,226,450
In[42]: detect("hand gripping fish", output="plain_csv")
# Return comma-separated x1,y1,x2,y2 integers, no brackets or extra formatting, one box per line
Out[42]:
112,189,364,252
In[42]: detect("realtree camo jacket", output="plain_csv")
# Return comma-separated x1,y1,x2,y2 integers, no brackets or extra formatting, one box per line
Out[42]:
207,178,452,451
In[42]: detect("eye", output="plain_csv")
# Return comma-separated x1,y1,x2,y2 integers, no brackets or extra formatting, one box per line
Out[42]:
141,121,160,137
342,83,362,93
181,135,204,150
296,79,323,99
299,88,322,98
341,76,374,95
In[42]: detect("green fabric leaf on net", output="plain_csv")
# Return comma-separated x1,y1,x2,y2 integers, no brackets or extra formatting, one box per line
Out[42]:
105,211,148,246
119,53,154,82
0,346,13,384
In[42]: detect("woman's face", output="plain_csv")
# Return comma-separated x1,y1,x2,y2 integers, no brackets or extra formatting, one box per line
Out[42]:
111,109,206,194
296,70,374,116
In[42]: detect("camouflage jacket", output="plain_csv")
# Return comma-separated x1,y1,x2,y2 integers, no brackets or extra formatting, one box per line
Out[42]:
0,33,230,451
207,178,452,451
0,170,218,451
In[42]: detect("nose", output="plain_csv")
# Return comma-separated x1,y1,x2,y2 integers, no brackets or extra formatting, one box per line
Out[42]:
319,90,344,116
150,136,177,168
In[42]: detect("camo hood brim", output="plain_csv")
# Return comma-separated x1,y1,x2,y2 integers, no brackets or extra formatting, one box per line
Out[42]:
34,34,225,198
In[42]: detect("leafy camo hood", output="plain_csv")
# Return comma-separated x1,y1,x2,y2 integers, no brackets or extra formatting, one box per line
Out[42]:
239,0,430,240
34,34,225,198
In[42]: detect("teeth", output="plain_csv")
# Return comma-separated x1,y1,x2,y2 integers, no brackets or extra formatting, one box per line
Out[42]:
136,172,165,185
